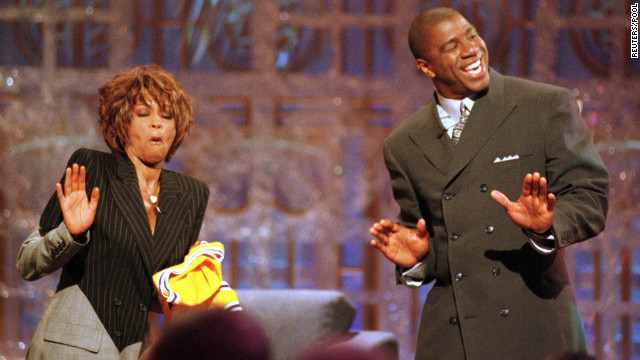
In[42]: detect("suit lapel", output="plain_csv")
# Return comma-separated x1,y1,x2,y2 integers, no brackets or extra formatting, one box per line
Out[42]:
151,170,188,272
446,70,516,183
110,156,188,276
110,155,157,276
408,101,454,176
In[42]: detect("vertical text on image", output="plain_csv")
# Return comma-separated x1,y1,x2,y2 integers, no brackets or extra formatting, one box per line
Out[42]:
632,3,638,58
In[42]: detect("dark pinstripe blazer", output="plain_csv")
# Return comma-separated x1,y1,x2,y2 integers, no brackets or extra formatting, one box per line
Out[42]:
23,148,209,351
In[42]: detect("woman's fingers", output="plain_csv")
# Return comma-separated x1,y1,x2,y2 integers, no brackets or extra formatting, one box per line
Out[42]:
89,187,100,210
63,166,73,196
56,183,65,203
79,165,87,194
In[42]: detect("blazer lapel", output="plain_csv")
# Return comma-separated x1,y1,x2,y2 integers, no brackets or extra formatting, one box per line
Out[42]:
110,155,157,276
151,170,188,272
408,101,453,176
446,70,516,183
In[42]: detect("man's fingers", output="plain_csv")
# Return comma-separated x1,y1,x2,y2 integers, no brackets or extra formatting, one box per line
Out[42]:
530,172,540,197
547,193,556,212
378,219,397,230
538,176,548,201
490,190,511,210
521,173,533,197
416,218,427,237
369,227,388,246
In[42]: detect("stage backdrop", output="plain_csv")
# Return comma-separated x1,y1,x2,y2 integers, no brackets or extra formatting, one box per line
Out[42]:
0,1,639,359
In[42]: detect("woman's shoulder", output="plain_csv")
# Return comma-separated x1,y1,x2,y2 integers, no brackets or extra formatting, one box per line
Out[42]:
163,169,209,193
66,148,118,178
68,148,115,163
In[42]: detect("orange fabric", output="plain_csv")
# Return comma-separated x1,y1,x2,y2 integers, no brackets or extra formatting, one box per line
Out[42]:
152,242,241,319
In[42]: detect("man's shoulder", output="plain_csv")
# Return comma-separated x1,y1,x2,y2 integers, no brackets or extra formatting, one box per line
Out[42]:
500,73,568,98
385,102,434,144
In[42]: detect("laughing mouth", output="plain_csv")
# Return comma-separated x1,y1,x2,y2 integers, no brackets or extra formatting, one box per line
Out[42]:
463,58,483,76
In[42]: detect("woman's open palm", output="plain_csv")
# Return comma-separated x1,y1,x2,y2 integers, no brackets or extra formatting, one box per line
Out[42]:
56,164,100,237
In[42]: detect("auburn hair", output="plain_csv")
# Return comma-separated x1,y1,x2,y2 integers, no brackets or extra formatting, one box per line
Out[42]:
98,64,193,162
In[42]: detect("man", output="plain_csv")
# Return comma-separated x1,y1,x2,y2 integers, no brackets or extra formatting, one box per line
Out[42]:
369,7,609,360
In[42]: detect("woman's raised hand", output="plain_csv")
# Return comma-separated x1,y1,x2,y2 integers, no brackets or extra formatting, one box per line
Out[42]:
56,164,100,237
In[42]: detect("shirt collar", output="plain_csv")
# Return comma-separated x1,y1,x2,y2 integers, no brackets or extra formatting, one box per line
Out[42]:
435,92,476,120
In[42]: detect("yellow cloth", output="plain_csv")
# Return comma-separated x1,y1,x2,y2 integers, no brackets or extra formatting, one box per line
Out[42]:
153,242,241,319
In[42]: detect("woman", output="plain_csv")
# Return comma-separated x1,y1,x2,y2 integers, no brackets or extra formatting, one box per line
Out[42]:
17,64,209,359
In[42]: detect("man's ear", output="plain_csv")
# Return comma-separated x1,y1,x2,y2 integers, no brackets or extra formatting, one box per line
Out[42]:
416,58,435,79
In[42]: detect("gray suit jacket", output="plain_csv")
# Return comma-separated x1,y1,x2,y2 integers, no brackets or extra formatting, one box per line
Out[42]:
384,70,609,359
17,148,209,356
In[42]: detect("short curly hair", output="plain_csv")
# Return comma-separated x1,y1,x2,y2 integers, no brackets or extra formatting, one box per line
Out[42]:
98,64,193,162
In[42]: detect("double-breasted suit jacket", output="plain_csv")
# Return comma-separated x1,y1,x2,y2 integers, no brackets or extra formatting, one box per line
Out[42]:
383,70,609,359
17,148,210,358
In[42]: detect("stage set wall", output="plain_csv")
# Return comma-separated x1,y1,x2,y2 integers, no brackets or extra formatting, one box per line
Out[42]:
0,1,639,359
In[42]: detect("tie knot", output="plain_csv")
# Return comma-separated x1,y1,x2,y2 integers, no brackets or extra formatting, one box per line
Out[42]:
459,102,470,120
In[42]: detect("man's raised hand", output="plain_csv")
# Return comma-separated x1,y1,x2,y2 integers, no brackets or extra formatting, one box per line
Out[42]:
370,218,429,268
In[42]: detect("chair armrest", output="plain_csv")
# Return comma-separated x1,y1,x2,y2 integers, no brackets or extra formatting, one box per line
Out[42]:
338,331,399,360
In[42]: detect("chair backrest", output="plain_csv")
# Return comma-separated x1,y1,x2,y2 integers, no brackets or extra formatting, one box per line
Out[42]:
236,289,356,360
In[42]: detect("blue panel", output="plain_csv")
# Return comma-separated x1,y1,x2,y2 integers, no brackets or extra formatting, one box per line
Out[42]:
341,134,364,218
133,26,154,65
163,0,182,19
162,28,182,70
574,249,596,301
556,30,596,79
343,0,391,14
0,22,41,66
372,27,393,76
341,272,363,291
352,301,363,330
343,27,365,76
270,242,288,270
342,240,363,267
632,249,640,303
81,22,109,67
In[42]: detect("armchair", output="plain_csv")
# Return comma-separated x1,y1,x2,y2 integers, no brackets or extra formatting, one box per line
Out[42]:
236,289,398,360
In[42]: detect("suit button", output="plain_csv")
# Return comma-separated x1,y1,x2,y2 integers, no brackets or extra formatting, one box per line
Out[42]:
480,184,488,192
114,330,122,337
139,303,147,312
450,233,459,241
443,193,453,200
455,273,464,282
114,298,122,306
492,267,501,276
449,316,458,325
485,226,494,234
500,308,509,317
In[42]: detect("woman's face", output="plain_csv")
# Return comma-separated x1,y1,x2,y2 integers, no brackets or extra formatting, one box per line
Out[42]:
124,98,176,168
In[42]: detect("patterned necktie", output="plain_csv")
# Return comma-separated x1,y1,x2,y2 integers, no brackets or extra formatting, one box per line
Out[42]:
452,102,469,144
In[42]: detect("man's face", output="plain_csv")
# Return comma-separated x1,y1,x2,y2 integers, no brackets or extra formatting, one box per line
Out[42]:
416,14,490,99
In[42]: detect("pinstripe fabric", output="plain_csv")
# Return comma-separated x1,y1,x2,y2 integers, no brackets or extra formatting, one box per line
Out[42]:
37,148,209,351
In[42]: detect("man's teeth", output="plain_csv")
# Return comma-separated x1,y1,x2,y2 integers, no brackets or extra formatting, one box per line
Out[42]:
464,60,482,75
